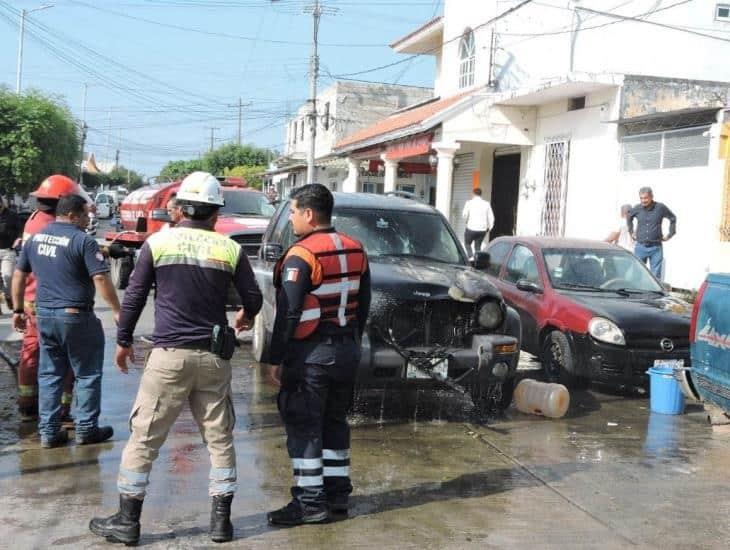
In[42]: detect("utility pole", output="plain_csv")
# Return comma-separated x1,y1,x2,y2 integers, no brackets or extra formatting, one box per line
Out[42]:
209,127,219,152
15,4,54,94
79,82,88,186
115,149,120,169
238,97,243,145
306,0,322,185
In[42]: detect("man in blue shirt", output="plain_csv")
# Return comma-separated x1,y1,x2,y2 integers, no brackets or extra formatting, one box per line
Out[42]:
11,194,121,448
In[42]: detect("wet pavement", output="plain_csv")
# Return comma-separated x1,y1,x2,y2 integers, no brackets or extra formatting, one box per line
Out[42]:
0,302,729,549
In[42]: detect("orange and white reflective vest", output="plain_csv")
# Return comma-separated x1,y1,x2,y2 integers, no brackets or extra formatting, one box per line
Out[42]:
274,230,367,339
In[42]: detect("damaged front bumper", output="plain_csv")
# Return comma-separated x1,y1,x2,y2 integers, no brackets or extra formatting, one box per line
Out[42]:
356,332,520,389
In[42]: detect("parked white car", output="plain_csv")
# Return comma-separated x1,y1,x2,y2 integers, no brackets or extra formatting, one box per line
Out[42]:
95,192,115,219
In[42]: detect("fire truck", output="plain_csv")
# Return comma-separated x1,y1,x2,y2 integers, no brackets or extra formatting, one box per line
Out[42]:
105,176,275,289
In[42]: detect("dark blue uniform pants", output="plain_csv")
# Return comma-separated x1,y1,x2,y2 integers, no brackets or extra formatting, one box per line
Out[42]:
36,307,104,442
278,337,359,507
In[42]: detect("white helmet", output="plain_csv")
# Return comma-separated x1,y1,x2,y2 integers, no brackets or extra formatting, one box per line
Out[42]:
177,171,225,206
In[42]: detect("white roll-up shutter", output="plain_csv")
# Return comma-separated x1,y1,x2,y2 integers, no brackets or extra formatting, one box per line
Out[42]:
450,152,476,240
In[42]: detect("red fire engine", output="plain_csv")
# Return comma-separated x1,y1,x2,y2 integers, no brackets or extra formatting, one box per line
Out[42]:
105,176,275,288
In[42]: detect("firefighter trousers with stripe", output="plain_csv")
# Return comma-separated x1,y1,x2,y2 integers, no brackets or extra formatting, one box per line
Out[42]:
277,337,359,507
117,348,237,498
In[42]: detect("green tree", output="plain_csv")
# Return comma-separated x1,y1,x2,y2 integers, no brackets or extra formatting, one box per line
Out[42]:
158,158,204,181
83,165,144,191
202,144,271,175
223,165,267,190
0,89,80,194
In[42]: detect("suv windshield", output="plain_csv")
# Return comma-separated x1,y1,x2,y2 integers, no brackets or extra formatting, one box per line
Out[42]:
333,208,465,264
544,248,663,293
221,190,275,217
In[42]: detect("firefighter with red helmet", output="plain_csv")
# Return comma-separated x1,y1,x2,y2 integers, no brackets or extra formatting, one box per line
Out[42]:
12,190,119,448
15,175,93,424
267,183,371,526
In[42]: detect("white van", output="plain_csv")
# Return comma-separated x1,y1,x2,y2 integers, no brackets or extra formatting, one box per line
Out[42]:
95,192,115,219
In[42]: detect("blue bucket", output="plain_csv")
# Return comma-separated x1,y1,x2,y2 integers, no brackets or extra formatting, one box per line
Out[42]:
647,366,685,415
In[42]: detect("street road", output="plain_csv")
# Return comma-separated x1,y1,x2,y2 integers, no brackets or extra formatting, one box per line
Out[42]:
0,297,728,549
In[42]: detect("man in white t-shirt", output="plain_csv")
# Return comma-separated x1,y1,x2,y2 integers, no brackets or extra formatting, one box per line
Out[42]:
605,204,634,251
160,196,182,231
462,188,494,257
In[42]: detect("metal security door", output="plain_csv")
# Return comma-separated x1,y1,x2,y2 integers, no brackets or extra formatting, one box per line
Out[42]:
450,152,476,242
540,140,570,236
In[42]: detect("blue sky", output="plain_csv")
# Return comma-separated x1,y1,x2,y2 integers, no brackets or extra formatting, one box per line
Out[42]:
0,0,440,177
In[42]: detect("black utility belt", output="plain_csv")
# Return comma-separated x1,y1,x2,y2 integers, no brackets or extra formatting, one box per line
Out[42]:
309,333,356,344
171,325,238,360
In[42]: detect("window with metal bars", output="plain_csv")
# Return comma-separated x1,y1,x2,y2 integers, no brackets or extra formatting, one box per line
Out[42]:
621,126,710,171
540,140,570,237
458,29,475,89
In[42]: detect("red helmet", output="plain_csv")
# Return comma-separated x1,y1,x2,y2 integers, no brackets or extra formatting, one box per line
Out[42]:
31,174,80,199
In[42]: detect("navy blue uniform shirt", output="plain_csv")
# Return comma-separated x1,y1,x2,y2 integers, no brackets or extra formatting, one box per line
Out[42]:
17,221,109,309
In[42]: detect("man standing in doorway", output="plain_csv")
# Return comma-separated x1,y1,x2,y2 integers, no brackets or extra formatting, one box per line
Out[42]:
627,187,676,279
462,188,494,257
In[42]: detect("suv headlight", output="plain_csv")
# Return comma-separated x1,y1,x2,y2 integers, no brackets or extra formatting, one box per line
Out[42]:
588,317,625,346
477,300,503,329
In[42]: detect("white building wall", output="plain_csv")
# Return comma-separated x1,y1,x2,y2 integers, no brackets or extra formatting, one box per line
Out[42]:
517,87,623,238
515,86,728,290
615,121,728,290
436,0,730,98
284,81,434,160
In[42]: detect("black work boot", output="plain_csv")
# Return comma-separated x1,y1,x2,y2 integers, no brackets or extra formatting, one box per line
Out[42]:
210,493,234,543
41,428,69,449
89,494,143,546
327,494,349,515
76,425,113,445
267,498,329,526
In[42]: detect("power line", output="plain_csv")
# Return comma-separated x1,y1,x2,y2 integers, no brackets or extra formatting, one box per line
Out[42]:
574,4,730,43
331,0,534,78
66,0,389,48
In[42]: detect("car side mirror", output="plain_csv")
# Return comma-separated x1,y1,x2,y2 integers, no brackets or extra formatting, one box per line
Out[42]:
261,243,284,263
472,251,490,270
150,208,171,223
516,279,543,294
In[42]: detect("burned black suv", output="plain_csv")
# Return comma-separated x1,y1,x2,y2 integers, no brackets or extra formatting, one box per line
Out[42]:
251,193,521,416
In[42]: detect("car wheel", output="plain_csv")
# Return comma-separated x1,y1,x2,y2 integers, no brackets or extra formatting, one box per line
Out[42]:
110,256,133,290
541,331,590,389
252,310,271,364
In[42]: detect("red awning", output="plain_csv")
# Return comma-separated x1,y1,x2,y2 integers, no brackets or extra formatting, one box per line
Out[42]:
383,133,433,161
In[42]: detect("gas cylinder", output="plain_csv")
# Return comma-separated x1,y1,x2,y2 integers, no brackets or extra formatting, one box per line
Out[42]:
513,379,570,419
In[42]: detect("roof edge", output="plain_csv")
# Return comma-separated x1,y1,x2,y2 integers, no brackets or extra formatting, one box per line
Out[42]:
390,16,443,50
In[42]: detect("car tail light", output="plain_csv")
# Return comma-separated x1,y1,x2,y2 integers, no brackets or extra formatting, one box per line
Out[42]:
689,281,709,344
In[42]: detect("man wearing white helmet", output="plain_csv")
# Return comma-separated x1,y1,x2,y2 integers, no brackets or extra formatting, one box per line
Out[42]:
90,172,263,545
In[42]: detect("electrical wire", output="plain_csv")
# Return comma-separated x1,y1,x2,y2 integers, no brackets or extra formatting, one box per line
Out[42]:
330,0,534,78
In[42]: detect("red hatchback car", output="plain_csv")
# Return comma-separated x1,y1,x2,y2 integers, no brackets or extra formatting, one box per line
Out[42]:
483,237,692,388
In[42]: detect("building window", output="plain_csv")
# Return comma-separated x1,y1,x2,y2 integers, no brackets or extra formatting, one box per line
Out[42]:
323,102,330,131
293,121,297,144
621,126,710,171
458,29,475,89
301,118,305,141
716,4,730,20
362,182,384,194
568,96,586,111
